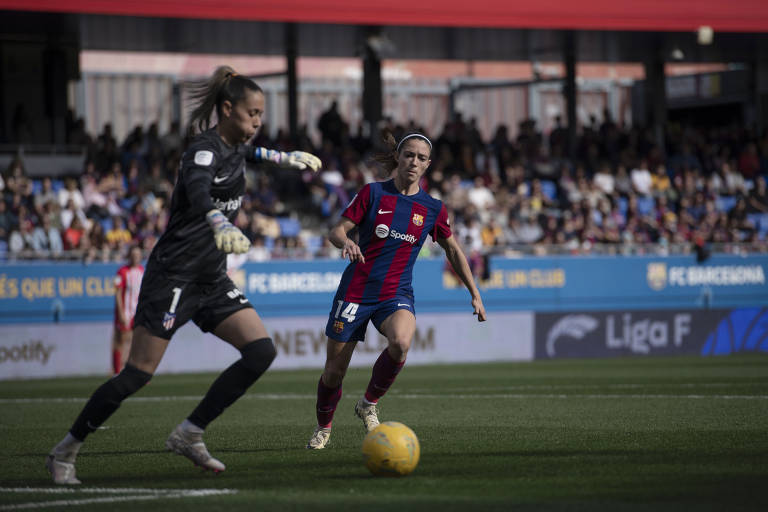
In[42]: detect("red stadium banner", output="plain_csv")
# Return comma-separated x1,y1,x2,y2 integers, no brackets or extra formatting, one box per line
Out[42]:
1,0,768,32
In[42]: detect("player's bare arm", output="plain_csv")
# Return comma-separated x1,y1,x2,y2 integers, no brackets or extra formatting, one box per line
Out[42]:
114,287,128,327
437,235,487,322
329,217,365,263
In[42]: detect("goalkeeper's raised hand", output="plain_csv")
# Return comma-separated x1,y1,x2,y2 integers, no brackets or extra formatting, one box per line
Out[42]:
254,147,322,172
205,209,251,254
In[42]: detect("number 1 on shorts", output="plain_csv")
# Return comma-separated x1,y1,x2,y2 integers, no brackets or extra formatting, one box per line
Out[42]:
169,287,182,314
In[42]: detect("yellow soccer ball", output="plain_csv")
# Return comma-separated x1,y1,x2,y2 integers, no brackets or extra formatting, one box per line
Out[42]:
361,421,420,477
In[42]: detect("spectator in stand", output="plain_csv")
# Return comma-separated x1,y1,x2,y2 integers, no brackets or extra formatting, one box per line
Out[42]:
141,122,164,164
34,178,58,216
457,216,483,253
8,217,32,255
87,221,109,258
517,212,544,244
0,199,15,242
630,159,653,196
467,176,495,216
58,178,86,212
481,217,504,251
161,120,183,156
722,161,747,196
30,216,63,257
651,164,672,198
593,163,615,196
3,157,33,199
81,172,110,221
94,125,119,174
106,216,132,252
60,198,90,233
62,216,86,253
68,118,92,147
747,176,768,213
247,235,271,262
317,100,345,146
738,142,760,179
143,160,174,201
10,103,768,260
729,198,752,231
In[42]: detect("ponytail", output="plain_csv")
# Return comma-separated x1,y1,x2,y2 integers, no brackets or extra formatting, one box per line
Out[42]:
371,131,399,174
186,66,263,134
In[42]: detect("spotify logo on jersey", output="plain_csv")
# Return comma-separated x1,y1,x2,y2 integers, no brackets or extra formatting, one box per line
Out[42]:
375,224,390,238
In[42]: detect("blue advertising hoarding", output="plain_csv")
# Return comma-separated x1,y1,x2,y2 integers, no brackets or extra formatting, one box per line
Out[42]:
0,254,766,324
533,308,768,359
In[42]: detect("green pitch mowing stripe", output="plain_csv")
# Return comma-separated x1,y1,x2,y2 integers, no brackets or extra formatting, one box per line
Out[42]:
1,354,767,511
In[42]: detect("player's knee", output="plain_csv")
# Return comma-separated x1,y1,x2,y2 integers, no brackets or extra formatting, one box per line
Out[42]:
240,337,276,375
323,366,346,388
112,363,152,398
388,337,411,358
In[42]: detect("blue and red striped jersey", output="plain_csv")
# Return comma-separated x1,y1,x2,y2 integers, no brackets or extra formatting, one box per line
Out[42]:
337,179,452,303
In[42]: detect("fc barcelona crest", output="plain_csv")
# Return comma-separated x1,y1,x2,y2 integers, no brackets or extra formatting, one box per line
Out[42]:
646,262,667,291
412,213,424,226
333,321,344,333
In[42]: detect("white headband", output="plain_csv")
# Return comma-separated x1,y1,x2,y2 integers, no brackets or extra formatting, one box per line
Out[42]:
396,133,432,153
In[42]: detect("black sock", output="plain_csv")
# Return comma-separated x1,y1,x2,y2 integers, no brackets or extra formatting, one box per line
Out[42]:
69,364,152,441
187,338,276,429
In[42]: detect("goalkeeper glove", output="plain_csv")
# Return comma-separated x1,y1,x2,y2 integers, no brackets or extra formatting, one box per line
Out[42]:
205,209,251,254
254,147,322,172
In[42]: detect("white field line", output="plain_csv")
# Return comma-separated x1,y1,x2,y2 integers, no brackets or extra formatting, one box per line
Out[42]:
1,391,767,405
0,488,236,511
0,487,236,494
395,393,768,400
0,394,311,404
401,382,758,392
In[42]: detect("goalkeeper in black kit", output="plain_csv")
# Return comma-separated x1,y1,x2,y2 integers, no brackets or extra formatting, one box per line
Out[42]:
46,66,321,484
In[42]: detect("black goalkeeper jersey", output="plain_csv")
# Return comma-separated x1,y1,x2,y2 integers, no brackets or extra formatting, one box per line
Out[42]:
148,128,249,282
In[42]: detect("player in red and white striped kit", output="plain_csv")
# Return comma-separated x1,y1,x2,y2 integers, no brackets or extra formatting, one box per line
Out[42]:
112,245,144,374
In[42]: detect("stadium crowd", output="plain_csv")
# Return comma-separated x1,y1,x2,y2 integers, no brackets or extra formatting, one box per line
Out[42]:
2,107,768,269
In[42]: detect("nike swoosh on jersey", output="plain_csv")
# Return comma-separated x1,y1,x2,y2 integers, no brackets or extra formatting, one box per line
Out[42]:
378,209,393,214
213,176,227,183
397,303,411,307
239,298,248,304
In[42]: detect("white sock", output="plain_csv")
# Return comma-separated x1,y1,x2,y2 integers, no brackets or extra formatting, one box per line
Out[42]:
181,419,204,435
53,433,82,462
362,397,376,406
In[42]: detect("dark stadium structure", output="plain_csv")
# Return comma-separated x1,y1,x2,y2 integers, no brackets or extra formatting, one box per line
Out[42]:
1,0,767,146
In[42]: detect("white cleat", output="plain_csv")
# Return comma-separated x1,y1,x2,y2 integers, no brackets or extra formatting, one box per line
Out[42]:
165,424,226,473
306,427,332,450
354,398,380,432
46,454,81,485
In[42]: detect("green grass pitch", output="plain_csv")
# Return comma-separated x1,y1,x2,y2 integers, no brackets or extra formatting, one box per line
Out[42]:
1,355,767,511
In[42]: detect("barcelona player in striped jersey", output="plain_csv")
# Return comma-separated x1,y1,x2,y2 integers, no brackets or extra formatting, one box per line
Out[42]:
307,133,487,449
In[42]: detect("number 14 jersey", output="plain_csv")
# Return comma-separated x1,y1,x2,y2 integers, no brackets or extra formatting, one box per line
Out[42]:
336,179,452,303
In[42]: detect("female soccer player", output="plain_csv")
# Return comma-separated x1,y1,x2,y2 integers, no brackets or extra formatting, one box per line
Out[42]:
111,245,144,374
306,133,486,449
47,66,321,484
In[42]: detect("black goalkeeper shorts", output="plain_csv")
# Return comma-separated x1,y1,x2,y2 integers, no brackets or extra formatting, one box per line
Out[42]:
133,268,253,340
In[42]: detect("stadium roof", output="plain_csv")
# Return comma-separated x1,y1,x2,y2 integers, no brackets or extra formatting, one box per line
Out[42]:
3,0,768,33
